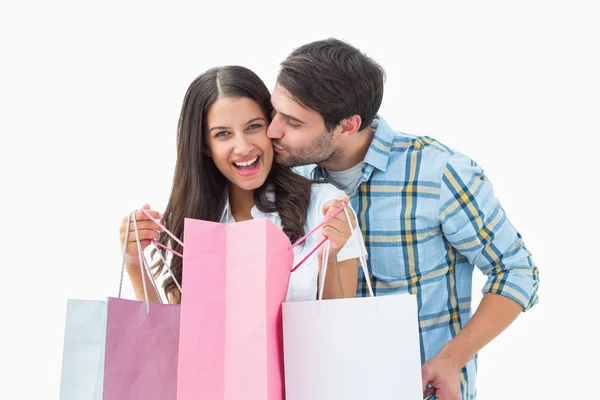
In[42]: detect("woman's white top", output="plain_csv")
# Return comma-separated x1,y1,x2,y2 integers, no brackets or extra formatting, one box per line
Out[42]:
220,183,368,302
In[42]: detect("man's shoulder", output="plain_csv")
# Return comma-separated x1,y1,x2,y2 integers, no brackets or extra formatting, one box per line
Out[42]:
379,130,459,182
391,131,456,160
371,118,458,177
388,131,484,181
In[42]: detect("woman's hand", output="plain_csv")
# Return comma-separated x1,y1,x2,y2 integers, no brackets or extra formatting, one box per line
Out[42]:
119,204,162,269
318,196,356,259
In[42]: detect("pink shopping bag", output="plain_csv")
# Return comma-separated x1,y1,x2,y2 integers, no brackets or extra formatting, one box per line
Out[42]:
102,210,182,400
102,297,180,399
177,218,293,400
140,203,350,400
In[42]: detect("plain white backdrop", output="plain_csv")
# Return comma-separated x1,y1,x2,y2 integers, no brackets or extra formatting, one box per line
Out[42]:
1,1,598,398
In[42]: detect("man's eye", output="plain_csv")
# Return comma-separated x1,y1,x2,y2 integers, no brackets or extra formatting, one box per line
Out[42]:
286,119,300,129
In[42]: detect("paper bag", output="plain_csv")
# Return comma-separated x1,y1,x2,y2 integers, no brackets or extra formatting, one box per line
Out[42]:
282,216,423,399
176,218,293,400
59,210,182,400
59,299,107,400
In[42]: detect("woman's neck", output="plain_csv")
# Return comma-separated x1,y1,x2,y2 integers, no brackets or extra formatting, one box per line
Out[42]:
227,182,255,222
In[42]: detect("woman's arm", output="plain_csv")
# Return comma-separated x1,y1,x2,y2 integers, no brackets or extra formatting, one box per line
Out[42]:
125,264,162,303
320,257,359,299
318,195,361,299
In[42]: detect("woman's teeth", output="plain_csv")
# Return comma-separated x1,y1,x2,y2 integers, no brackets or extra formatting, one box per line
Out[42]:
234,157,258,167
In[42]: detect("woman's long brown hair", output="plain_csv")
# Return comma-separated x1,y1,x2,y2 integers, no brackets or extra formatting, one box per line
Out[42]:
152,66,314,301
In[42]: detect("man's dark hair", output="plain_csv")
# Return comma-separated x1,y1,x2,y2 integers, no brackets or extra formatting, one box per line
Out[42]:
277,38,385,131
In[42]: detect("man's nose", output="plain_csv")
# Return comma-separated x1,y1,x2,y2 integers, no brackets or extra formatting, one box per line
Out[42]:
267,116,283,139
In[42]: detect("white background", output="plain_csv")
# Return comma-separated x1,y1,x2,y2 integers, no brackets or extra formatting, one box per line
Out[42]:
1,1,598,399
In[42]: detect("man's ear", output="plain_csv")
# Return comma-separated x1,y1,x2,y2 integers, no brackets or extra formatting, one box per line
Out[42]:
339,115,362,136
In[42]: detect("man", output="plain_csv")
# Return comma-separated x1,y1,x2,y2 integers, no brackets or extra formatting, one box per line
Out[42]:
267,38,539,400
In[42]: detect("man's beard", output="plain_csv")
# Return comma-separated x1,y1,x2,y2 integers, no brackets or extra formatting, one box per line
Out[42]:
273,129,343,168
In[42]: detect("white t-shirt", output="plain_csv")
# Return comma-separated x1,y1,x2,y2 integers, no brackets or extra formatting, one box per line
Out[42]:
220,183,368,302
325,162,364,196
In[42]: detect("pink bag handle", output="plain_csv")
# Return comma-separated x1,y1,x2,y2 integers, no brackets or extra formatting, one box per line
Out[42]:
140,208,184,258
290,201,349,272
128,209,183,296
152,238,183,258
140,208,184,247
140,201,350,273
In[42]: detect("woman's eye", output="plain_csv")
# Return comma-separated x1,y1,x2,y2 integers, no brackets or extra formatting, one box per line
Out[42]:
248,124,262,130
215,131,229,138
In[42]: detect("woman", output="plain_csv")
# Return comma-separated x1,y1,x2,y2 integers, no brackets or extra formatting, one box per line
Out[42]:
119,66,367,304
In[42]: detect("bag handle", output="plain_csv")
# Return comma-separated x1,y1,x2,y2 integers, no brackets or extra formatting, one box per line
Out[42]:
118,211,161,312
135,209,183,296
138,202,359,278
119,210,183,312
290,201,350,272
139,208,184,259
317,206,375,301
137,208,183,292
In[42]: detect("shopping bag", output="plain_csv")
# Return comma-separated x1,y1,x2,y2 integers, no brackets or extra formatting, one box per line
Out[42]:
102,210,182,399
102,297,180,399
176,217,294,400
59,210,182,399
282,209,423,399
59,299,107,400
137,203,351,400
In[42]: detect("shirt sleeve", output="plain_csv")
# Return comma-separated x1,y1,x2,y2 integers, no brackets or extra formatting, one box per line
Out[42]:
336,207,369,263
438,152,539,311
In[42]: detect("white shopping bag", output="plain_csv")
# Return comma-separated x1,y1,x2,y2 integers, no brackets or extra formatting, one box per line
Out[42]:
282,208,423,399
59,299,107,400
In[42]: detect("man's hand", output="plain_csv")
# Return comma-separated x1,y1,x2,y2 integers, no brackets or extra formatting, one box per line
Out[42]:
422,353,462,400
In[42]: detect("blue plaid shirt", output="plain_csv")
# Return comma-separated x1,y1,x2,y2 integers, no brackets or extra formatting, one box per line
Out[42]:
298,118,539,399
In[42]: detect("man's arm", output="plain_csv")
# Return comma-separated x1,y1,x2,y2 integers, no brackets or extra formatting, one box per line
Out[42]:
423,152,540,399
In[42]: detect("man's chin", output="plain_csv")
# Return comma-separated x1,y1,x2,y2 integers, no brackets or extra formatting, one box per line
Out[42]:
274,153,297,168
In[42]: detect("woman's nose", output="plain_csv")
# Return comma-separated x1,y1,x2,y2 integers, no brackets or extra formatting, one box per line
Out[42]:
233,134,253,155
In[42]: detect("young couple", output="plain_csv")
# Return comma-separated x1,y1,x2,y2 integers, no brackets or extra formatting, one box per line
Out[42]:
119,38,539,400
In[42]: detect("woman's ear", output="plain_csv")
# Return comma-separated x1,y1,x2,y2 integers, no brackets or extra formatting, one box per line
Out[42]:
202,147,211,157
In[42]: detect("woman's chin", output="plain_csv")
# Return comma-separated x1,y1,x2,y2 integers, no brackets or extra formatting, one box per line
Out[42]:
231,175,268,192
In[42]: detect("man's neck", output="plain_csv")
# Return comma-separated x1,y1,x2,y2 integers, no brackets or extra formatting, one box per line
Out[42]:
320,125,375,172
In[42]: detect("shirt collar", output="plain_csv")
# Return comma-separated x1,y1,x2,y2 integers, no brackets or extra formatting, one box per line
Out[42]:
311,117,398,180
362,117,399,173
219,186,278,223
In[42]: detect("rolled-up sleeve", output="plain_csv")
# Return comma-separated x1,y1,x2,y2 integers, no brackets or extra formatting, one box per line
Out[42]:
438,153,539,311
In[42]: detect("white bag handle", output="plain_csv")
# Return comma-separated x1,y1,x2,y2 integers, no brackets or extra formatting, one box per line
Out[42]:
118,210,183,312
317,206,375,301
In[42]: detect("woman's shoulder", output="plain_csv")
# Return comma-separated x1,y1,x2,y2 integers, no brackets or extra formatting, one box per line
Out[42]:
309,182,345,201
308,182,347,215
